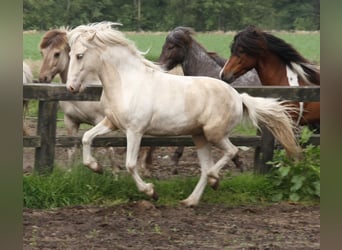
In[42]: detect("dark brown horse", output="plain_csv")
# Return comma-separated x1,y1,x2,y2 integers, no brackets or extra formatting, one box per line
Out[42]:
158,27,261,170
220,25,320,132
159,26,261,86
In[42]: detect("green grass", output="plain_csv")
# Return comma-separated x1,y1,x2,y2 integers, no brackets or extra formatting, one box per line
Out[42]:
23,32,44,61
23,165,275,209
24,31,320,63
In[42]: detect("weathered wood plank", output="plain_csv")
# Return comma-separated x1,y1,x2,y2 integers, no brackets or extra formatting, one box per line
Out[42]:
34,101,58,174
23,136,41,147
55,135,263,147
234,85,320,101
23,83,102,101
27,134,320,148
254,126,275,174
23,83,320,102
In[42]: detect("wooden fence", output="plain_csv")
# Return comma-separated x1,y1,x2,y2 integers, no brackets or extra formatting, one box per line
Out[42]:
23,83,320,174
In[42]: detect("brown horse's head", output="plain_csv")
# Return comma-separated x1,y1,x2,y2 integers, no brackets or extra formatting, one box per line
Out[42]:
39,29,70,83
158,27,195,70
220,25,266,83
220,25,320,85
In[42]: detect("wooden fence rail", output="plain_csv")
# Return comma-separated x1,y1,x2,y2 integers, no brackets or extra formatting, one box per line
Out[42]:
23,83,320,174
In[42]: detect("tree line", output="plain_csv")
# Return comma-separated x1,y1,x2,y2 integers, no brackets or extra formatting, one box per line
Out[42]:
23,0,320,31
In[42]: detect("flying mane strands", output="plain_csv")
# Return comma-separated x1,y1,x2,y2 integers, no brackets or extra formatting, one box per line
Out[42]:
262,30,320,85
68,22,161,71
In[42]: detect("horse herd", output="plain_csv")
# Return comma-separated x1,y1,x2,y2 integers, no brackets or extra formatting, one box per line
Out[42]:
23,22,320,206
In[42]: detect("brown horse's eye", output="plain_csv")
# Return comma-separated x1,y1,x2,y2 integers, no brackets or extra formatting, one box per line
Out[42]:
54,52,60,58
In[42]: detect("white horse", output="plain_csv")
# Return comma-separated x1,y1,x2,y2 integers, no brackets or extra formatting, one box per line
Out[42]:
38,28,154,174
23,61,33,135
66,22,300,207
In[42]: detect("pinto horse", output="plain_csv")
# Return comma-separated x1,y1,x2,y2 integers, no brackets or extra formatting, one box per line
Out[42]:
66,22,300,206
38,28,155,174
158,26,261,170
220,25,320,132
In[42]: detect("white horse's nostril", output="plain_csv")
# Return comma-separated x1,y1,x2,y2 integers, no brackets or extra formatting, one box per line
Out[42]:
67,85,75,92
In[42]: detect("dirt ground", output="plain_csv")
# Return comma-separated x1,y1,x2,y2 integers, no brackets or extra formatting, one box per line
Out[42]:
23,119,320,249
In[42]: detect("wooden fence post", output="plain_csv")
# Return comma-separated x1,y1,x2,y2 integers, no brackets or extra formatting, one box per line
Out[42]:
254,125,275,174
34,100,58,174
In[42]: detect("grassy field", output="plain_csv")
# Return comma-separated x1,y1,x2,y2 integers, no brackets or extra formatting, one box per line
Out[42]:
24,31,320,70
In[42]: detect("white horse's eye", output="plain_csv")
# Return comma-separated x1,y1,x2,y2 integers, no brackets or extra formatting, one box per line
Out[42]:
76,54,84,60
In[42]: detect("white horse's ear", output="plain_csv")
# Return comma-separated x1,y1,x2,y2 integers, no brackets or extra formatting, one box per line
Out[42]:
88,31,96,41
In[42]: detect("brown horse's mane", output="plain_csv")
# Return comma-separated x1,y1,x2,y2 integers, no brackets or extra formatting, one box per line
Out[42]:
40,29,69,50
231,25,320,84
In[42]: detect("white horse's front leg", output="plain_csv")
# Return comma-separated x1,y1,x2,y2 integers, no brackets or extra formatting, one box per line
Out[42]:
82,117,115,173
126,130,157,200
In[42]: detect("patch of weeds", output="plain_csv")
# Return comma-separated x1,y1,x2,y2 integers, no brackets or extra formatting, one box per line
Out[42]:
268,126,320,202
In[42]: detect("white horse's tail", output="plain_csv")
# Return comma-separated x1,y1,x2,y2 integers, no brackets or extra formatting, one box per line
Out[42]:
240,93,301,157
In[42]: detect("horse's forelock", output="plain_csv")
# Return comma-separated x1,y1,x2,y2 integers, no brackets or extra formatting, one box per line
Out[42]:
167,27,194,47
40,30,68,50
231,25,267,56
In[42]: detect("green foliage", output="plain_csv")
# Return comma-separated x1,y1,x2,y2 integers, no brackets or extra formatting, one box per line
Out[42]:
268,127,320,202
23,0,319,31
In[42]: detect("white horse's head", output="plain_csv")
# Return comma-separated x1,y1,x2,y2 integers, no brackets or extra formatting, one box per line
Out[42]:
66,22,122,93
66,22,162,93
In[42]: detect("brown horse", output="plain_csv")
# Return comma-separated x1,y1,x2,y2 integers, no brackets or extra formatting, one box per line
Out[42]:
39,28,155,175
220,25,320,132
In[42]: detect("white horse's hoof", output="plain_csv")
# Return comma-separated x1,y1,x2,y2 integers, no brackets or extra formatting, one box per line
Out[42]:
180,198,198,207
86,161,103,174
144,183,158,200
208,174,220,190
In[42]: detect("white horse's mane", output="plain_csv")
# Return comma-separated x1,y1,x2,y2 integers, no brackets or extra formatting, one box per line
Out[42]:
68,22,162,71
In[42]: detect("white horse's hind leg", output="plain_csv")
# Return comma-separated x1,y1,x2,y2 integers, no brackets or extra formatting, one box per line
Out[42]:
207,137,238,188
107,147,121,173
126,131,157,199
181,134,213,207
82,117,115,173
64,115,80,165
